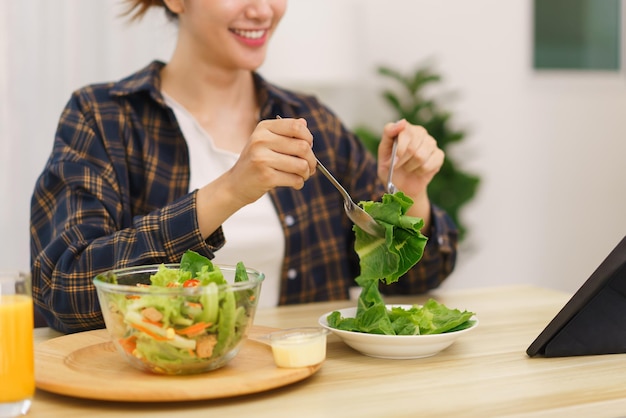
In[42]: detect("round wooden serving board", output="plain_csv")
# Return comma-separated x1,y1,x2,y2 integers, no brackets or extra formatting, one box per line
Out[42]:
35,326,322,402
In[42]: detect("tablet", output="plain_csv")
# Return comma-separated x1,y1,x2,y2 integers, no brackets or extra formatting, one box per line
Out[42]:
526,235,626,357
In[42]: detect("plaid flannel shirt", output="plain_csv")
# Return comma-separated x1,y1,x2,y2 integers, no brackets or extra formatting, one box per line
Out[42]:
30,61,458,333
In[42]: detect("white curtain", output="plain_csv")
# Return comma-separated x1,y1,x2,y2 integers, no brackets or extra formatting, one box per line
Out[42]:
0,1,175,271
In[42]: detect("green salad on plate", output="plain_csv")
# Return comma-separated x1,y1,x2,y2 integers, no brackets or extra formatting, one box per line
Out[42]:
328,192,475,336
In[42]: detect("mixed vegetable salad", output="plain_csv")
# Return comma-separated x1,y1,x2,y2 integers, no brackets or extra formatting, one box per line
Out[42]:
328,192,475,335
96,251,260,373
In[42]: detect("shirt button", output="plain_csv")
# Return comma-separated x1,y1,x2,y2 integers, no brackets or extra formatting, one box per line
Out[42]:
287,269,298,280
284,215,296,227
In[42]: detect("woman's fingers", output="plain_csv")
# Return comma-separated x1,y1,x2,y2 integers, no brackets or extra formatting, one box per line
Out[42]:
226,118,317,204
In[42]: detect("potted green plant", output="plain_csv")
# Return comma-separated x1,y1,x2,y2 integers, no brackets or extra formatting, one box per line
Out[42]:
354,65,480,240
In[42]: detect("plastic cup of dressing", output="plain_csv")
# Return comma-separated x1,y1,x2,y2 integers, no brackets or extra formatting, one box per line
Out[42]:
269,327,329,368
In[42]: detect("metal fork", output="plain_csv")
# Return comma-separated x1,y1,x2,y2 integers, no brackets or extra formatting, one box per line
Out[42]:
386,139,398,194
314,160,385,238
276,116,385,238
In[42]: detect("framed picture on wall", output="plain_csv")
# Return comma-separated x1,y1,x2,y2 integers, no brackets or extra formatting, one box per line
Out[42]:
533,0,622,71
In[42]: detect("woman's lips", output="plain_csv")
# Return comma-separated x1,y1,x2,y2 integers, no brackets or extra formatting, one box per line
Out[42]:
230,28,269,47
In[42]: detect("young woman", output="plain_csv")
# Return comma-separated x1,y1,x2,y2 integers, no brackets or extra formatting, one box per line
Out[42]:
30,0,458,333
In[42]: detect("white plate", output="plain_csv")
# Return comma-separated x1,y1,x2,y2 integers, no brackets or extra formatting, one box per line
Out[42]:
318,305,478,359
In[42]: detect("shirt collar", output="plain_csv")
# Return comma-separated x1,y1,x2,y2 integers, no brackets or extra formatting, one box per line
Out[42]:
110,60,168,106
109,60,303,116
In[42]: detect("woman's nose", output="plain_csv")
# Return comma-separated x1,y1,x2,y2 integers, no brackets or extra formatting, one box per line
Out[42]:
245,0,273,21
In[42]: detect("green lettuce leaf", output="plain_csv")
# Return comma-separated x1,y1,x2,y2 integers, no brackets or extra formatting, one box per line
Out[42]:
354,192,427,284
149,264,192,287
235,261,249,282
352,275,394,334
179,250,215,276
330,299,474,336
418,299,475,334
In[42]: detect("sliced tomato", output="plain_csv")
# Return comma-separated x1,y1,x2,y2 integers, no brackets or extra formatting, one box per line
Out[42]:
183,279,201,288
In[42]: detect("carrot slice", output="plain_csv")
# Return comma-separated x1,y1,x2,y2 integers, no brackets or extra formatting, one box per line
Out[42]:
129,322,171,341
175,321,211,336
118,335,137,354
142,317,163,327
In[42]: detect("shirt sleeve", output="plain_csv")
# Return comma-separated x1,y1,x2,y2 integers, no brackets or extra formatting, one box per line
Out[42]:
30,91,223,333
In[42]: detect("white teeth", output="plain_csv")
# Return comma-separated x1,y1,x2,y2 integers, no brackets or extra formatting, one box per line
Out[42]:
232,29,265,40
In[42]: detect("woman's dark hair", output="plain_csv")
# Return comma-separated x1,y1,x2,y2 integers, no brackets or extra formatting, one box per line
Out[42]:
122,0,177,21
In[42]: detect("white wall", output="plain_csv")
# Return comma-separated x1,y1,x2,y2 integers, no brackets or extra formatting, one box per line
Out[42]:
2,0,625,294
263,0,626,294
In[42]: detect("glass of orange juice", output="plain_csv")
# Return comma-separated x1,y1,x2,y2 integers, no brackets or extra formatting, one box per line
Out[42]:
0,271,34,417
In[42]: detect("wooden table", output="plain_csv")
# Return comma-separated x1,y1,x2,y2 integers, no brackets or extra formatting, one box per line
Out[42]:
29,285,626,417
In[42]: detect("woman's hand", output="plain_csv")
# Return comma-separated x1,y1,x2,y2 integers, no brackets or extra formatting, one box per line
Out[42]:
229,117,316,205
377,119,444,226
195,118,316,238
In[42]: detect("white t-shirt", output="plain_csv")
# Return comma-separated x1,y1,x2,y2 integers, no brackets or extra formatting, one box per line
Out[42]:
163,93,284,308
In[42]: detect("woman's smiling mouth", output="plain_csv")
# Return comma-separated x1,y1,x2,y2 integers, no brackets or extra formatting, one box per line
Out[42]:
230,28,269,46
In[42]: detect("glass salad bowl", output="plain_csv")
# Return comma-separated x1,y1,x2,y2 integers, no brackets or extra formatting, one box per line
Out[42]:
93,263,264,375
